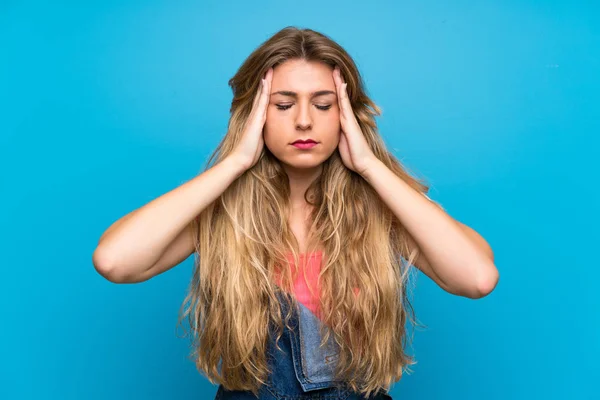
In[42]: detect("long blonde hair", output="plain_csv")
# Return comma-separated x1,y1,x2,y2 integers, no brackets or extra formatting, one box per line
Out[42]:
178,26,435,397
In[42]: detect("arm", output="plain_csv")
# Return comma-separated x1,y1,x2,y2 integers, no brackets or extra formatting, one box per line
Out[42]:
94,68,273,284
92,156,247,283
361,159,499,299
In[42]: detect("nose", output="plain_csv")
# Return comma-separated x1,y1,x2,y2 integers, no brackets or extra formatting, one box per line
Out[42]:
295,102,312,131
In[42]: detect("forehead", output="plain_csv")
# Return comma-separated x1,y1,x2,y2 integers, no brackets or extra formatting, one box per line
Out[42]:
271,60,334,93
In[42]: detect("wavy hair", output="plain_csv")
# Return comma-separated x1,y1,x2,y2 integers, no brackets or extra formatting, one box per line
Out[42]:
177,26,437,397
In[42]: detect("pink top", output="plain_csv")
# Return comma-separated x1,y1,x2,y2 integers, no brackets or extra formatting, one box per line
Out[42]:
274,251,323,317
274,251,359,320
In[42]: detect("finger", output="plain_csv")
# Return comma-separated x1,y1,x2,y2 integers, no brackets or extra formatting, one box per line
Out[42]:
332,66,340,91
333,66,345,88
265,67,274,82
333,68,349,116
260,78,269,118
251,79,263,113
259,69,273,118
332,67,343,113
337,81,348,119
340,82,350,116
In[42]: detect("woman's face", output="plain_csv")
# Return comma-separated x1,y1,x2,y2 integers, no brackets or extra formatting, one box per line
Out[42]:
264,59,341,170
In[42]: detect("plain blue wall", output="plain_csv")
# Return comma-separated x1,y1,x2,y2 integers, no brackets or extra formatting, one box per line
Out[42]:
1,1,597,399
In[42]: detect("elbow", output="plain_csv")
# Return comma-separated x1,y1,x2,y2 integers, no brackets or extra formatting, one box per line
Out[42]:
92,249,130,284
468,245,498,299
468,264,499,299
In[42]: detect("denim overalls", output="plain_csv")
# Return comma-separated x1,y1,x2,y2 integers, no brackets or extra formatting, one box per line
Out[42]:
215,291,393,400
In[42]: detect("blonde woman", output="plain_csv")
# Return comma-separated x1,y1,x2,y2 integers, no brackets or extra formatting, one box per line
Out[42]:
93,26,499,400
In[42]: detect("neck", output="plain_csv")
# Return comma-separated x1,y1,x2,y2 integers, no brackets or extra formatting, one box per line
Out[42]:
282,163,323,210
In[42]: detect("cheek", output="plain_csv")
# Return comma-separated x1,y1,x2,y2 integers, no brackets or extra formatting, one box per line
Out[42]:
264,107,287,132
326,111,341,130
322,112,342,140
263,116,279,146
263,119,288,155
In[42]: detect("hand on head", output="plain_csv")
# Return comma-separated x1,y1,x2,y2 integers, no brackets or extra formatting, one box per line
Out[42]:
231,68,274,171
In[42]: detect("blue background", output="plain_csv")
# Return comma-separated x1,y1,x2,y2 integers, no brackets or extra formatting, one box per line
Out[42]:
1,1,597,399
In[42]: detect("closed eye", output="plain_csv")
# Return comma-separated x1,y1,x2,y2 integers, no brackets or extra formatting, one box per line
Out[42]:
275,104,332,111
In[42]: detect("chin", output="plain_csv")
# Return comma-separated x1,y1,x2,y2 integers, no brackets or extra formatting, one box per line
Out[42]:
274,151,327,169
281,157,323,169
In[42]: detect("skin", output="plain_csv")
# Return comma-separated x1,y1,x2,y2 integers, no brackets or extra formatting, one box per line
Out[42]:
263,59,499,297
264,59,342,209
93,58,498,296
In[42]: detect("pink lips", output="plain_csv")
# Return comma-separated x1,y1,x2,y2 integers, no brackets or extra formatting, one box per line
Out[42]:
291,139,318,149
292,140,317,149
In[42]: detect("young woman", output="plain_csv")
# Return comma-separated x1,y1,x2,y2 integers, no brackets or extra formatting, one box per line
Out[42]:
93,26,499,400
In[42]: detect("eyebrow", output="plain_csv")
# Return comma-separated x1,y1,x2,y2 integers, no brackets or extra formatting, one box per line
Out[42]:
271,90,336,98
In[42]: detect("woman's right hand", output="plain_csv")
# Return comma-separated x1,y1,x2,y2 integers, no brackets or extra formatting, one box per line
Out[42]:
231,68,273,171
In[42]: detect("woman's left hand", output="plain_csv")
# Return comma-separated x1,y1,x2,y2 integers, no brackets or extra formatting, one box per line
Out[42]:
333,66,378,176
